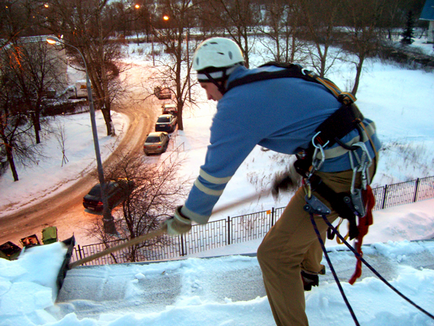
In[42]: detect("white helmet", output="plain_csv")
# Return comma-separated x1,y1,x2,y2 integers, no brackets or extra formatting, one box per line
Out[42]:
192,37,244,78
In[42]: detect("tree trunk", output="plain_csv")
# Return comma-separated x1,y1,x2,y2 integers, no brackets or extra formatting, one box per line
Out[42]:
31,111,41,144
5,143,19,182
352,56,365,96
177,99,184,131
102,105,113,136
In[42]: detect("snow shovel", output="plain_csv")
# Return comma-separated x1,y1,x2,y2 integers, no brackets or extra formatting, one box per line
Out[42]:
55,229,168,298
68,228,166,269
56,236,76,293
55,188,270,297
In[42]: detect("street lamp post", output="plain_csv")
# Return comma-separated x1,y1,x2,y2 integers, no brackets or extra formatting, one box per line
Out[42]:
46,36,117,235
134,4,155,66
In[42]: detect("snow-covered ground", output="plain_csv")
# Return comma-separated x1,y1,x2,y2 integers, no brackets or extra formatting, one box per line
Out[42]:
1,209,434,326
1,37,434,325
408,35,434,55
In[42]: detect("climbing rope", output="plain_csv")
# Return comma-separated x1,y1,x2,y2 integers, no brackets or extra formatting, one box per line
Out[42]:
308,212,360,326
320,215,434,321
306,200,434,324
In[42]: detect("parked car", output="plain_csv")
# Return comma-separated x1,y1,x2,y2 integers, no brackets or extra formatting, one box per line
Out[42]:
0,241,22,261
143,131,169,155
20,234,40,248
83,179,135,211
155,114,177,133
154,86,172,100
75,80,92,98
162,103,178,115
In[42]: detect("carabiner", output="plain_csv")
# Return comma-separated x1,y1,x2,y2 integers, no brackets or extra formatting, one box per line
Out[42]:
348,142,372,193
310,132,328,175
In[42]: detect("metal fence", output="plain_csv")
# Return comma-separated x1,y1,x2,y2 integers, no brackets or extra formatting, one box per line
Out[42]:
71,176,434,266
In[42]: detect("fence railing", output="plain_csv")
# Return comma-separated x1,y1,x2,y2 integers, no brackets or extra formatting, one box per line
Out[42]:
71,176,434,266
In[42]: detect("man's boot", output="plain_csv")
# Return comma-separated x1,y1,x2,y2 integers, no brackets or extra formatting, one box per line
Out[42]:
301,265,325,291
301,270,319,291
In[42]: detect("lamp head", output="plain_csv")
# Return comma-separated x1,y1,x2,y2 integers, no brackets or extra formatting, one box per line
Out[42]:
46,36,62,45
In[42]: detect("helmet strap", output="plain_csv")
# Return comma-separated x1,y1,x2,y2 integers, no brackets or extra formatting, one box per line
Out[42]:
203,71,228,95
198,64,242,96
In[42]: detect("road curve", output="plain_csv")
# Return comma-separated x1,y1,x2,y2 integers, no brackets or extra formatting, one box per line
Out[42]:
0,63,160,246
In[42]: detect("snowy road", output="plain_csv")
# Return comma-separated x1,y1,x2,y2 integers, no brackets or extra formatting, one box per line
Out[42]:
0,63,159,246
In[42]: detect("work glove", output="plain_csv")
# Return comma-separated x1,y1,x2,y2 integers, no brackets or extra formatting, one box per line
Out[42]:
164,206,192,236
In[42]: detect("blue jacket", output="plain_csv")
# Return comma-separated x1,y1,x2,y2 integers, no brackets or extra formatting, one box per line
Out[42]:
182,65,381,224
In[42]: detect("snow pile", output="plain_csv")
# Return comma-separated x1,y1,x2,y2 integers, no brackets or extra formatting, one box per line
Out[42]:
1,237,434,325
0,242,67,325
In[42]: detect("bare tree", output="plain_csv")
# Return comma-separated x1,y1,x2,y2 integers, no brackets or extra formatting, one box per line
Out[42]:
259,0,305,64
196,0,226,36
0,57,42,181
105,1,142,40
54,120,68,167
150,0,202,131
130,0,158,43
1,1,66,147
294,0,344,77
87,152,190,263
0,0,51,49
341,0,387,95
208,0,261,68
381,0,409,40
45,0,124,136
3,39,67,144
0,1,66,181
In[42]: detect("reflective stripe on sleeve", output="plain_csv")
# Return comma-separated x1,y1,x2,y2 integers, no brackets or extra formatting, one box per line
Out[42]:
181,205,209,224
199,169,232,184
194,178,224,196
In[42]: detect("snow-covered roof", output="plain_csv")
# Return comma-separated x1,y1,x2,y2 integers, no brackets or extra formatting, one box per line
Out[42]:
420,0,434,21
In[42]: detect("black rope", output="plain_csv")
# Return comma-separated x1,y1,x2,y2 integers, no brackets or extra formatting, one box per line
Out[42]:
309,212,360,326
321,216,434,320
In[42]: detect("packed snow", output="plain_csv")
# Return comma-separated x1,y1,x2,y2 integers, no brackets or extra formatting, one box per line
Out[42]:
1,37,434,325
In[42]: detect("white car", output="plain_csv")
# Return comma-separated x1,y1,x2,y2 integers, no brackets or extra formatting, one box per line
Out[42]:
162,103,178,115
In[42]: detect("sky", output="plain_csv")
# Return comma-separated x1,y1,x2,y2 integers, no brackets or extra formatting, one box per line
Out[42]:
1,37,434,326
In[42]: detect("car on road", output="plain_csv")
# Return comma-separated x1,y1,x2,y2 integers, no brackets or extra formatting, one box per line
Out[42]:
143,131,170,155
162,103,178,115
155,114,177,133
83,179,135,211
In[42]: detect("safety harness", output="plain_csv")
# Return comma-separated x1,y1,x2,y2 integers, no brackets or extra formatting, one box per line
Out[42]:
227,62,377,284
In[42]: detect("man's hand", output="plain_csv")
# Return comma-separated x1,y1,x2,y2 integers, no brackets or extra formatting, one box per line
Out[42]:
164,206,192,235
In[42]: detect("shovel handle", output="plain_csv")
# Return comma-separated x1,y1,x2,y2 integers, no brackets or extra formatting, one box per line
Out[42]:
69,189,269,269
69,228,166,269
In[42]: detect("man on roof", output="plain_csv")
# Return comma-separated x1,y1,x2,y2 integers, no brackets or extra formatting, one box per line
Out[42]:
164,37,380,326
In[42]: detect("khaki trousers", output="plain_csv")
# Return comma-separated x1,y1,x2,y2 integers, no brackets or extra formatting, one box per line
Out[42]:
257,162,376,326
